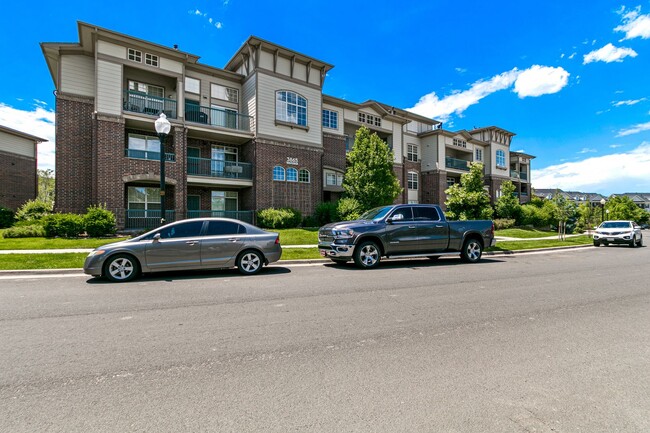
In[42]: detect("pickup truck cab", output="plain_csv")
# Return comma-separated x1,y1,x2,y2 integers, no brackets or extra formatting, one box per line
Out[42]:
318,204,495,269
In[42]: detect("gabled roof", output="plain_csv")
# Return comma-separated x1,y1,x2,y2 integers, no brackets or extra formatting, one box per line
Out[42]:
0,125,47,143
470,125,516,137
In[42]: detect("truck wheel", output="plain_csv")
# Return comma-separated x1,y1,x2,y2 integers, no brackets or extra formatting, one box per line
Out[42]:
460,238,482,263
353,241,381,269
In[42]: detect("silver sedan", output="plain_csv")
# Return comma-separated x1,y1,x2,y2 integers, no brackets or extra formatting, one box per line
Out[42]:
84,218,282,282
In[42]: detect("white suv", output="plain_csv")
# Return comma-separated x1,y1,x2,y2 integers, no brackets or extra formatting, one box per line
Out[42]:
593,220,643,247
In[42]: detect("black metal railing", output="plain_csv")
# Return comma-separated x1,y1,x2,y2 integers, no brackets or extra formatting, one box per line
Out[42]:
186,210,255,224
123,91,177,118
187,157,252,180
125,149,176,162
125,210,176,230
185,103,251,132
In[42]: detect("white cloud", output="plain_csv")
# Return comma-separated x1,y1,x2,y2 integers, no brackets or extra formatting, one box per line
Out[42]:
189,9,223,29
0,102,55,171
568,52,577,59
578,148,597,154
612,98,646,107
532,142,650,194
513,65,569,98
610,144,623,148
407,65,569,121
615,6,650,40
583,43,637,64
455,67,467,74
616,121,650,137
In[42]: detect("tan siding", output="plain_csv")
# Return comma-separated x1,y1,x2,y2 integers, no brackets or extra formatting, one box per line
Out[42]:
420,135,439,170
276,57,291,76
294,62,307,81
242,75,256,133
322,103,343,135
308,67,321,87
159,57,182,74
256,73,321,146
97,40,126,58
393,123,404,162
96,60,122,115
259,51,274,71
60,55,95,97
0,131,35,157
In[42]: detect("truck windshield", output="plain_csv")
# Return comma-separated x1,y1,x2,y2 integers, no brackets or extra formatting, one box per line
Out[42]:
359,206,393,221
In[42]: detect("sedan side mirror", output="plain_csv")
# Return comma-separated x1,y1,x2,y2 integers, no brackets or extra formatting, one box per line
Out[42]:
153,233,161,242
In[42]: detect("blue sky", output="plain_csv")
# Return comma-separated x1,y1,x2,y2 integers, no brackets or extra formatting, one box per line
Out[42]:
1,0,650,195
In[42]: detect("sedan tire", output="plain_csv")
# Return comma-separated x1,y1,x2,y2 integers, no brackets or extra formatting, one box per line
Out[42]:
237,250,264,275
353,241,381,269
104,254,140,283
460,238,483,263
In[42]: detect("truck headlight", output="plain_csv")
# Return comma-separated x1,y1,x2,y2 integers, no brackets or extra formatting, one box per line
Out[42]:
333,229,354,239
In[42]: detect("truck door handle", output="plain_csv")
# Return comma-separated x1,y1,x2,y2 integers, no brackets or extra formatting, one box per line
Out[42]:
436,225,444,228
408,226,416,229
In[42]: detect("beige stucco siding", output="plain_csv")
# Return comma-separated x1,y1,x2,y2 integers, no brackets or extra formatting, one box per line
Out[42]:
60,55,95,97
256,73,322,146
96,60,122,115
0,132,35,158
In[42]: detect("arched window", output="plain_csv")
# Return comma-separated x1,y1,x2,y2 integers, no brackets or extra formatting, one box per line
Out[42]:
276,91,307,126
496,150,506,168
299,169,310,183
273,166,285,181
287,167,298,182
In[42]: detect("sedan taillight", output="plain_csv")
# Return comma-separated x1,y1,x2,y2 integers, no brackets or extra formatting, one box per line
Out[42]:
275,235,280,245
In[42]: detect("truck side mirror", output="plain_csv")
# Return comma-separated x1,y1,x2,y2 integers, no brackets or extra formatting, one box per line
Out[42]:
388,213,404,223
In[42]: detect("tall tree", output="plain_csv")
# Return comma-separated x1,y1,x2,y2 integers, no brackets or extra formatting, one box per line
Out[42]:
342,126,402,211
37,169,55,206
551,191,576,240
445,163,493,220
605,195,646,222
494,180,522,221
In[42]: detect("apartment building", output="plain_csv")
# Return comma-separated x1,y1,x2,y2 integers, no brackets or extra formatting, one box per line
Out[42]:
41,22,533,229
0,125,46,210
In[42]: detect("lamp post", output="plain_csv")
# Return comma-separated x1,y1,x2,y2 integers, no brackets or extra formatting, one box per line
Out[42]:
154,113,171,225
600,198,606,223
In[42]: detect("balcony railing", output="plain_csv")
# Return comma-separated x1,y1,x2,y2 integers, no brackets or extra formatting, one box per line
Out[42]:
445,156,470,171
125,210,176,230
187,210,255,224
123,91,177,118
510,170,528,181
185,103,252,132
520,171,528,181
187,157,253,180
125,149,176,162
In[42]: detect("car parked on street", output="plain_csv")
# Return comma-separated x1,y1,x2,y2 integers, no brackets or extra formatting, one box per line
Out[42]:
84,218,282,282
593,220,643,247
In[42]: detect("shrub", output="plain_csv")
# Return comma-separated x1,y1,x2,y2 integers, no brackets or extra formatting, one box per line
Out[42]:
256,208,302,229
1,225,46,238
493,219,516,230
84,205,116,237
301,216,318,228
314,202,339,226
43,213,85,238
337,197,362,221
0,206,15,228
15,199,53,222
520,203,554,228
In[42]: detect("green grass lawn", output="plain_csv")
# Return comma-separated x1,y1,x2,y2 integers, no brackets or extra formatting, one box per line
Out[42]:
494,227,558,238
275,228,319,245
488,235,592,251
0,237,130,250
0,253,88,270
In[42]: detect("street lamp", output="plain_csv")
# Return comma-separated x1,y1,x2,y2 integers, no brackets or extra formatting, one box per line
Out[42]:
154,113,171,225
600,198,606,223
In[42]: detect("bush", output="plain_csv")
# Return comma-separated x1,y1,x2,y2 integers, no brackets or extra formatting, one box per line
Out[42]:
314,202,339,226
337,197,362,221
256,207,302,229
43,213,85,238
493,219,516,230
84,205,116,237
15,199,53,222
520,203,554,228
1,225,46,238
301,216,318,228
0,206,15,228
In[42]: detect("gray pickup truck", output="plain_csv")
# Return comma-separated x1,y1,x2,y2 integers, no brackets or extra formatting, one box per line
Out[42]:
318,204,495,268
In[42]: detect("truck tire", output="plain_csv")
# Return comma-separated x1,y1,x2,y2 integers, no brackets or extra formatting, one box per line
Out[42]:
460,238,482,263
353,241,381,269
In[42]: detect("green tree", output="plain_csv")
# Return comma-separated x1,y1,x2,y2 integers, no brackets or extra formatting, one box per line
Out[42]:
342,126,402,211
37,169,55,206
551,192,577,240
605,196,645,222
444,162,493,220
495,180,522,221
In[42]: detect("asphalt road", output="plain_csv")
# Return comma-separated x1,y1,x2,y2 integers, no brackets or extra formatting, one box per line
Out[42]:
1,245,649,432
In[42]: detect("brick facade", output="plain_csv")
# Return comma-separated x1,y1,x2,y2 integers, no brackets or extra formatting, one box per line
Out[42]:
0,150,37,210
322,133,346,170
421,170,448,209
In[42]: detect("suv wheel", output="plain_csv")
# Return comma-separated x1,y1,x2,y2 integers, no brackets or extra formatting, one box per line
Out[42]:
353,241,381,269
593,240,600,247
629,236,637,248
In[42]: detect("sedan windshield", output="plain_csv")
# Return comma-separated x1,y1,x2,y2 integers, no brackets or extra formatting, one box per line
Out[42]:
359,206,393,221
600,222,631,229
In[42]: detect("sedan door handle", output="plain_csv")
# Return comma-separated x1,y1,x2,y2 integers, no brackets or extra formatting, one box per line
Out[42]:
186,240,199,246
228,238,239,242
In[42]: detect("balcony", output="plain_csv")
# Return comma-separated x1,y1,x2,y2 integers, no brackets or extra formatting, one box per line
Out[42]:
125,209,176,230
187,157,253,180
187,210,254,224
510,170,528,181
445,156,470,171
123,91,177,118
520,171,528,181
125,149,176,162
185,103,252,132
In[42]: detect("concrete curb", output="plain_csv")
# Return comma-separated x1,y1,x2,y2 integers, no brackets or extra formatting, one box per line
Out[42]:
0,244,594,276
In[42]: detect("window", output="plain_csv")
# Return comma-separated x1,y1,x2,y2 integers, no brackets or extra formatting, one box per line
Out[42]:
157,221,204,239
185,77,200,94
453,138,467,148
407,171,418,190
128,81,164,98
211,191,238,213
287,167,298,182
322,109,338,129
273,166,285,181
446,177,456,188
128,48,142,62
496,150,506,167
145,53,159,67
413,206,440,221
475,148,483,161
127,186,160,216
358,112,381,127
211,84,239,103
299,169,310,183
325,172,343,186
206,221,245,236
276,91,307,126
389,207,413,221
127,134,161,160
407,144,419,162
